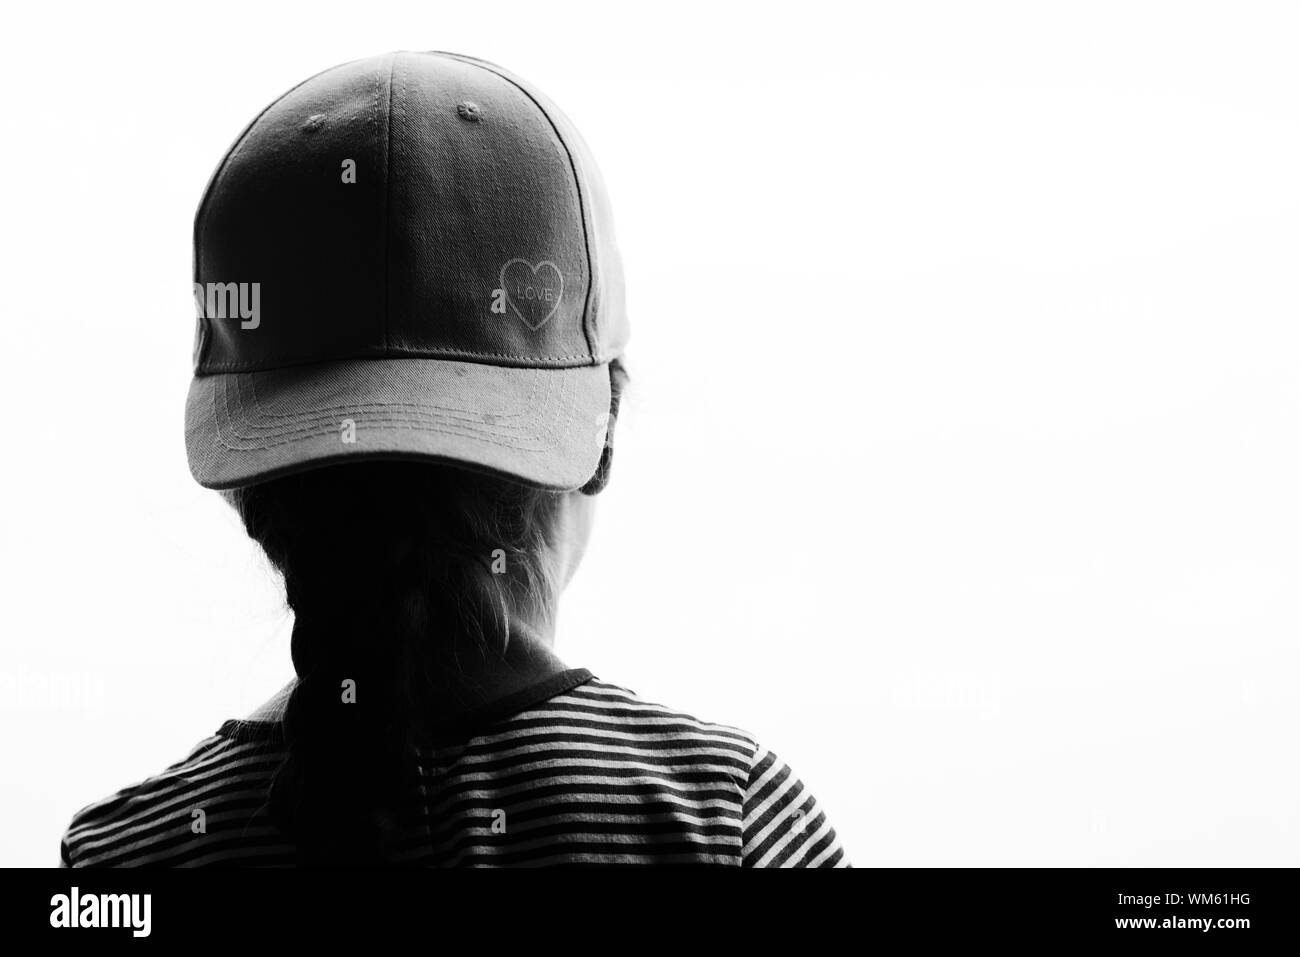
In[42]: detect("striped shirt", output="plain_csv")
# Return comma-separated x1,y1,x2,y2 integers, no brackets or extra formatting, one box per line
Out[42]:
61,670,850,867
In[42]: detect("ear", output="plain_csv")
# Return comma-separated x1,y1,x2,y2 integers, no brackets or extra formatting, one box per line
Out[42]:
579,360,628,496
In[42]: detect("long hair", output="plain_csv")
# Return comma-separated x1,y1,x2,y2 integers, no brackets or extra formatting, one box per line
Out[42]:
227,359,625,865
227,461,566,865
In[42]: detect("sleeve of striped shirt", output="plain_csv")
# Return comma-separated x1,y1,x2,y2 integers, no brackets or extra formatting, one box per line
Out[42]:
741,745,850,867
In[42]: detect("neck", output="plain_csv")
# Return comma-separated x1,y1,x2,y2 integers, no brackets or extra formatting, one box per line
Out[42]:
248,608,567,725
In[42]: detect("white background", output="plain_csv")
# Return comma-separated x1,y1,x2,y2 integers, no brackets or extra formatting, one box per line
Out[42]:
2,0,1298,867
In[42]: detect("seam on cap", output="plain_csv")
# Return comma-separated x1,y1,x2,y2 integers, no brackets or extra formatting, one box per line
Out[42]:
206,368,569,453
236,361,549,425
234,375,552,448
198,346,596,373
244,378,538,424
211,382,551,453
194,57,366,280
381,53,398,354
426,51,600,365
193,55,373,374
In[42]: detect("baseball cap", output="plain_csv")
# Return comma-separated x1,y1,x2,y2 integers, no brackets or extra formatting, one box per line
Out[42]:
185,50,628,491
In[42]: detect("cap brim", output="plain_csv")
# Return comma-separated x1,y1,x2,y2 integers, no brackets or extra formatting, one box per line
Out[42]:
185,357,611,491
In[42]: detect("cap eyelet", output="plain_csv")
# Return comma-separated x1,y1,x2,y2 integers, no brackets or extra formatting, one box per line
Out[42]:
455,101,483,122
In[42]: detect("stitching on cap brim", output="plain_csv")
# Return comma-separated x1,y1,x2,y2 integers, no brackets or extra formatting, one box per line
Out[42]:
184,357,610,491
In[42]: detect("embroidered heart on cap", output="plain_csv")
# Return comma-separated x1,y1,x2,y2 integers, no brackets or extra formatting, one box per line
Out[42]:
500,259,564,331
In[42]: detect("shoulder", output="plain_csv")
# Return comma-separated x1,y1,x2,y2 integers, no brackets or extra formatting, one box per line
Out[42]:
61,731,286,868
739,744,852,868
531,677,850,867
487,675,761,803
533,675,760,761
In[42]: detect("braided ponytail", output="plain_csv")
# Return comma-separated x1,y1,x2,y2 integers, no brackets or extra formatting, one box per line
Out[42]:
228,462,564,865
